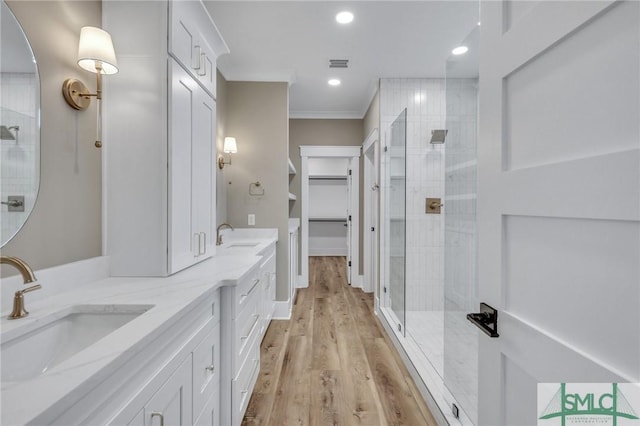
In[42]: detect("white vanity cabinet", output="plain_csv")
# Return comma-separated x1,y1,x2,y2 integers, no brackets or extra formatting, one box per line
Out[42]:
260,244,277,335
106,289,221,426
220,262,264,426
134,355,194,426
103,0,228,277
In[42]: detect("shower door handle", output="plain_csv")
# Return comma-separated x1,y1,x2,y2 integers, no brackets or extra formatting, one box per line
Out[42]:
467,303,499,338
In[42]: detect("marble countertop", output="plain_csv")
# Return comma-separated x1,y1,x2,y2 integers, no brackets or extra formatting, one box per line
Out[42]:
1,228,277,425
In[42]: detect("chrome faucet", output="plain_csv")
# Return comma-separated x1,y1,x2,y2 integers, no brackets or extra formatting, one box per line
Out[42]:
0,256,41,319
216,223,234,246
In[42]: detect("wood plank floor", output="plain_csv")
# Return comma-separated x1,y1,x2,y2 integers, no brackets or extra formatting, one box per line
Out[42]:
242,256,437,426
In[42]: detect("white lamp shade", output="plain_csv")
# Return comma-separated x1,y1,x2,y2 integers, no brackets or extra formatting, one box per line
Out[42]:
223,137,238,153
77,26,118,75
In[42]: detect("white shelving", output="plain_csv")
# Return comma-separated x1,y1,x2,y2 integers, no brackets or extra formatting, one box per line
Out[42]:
288,158,297,203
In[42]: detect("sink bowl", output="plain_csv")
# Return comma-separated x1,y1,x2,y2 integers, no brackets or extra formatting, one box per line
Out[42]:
1,304,153,382
225,242,259,248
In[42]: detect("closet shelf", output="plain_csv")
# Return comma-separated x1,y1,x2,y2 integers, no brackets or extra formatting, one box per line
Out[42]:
309,217,347,223
309,175,347,180
288,158,297,175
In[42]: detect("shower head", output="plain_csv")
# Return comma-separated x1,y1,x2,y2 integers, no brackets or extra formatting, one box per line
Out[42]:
0,125,16,140
430,129,447,144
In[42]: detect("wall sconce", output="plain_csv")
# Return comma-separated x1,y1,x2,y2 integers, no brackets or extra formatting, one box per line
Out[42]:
218,137,238,169
62,26,118,148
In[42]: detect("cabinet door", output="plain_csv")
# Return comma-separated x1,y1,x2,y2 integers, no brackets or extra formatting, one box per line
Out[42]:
192,89,216,259
194,392,220,426
169,1,217,98
146,355,193,426
169,60,197,273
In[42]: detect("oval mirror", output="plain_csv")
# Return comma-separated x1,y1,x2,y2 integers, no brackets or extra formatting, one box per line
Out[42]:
0,0,40,247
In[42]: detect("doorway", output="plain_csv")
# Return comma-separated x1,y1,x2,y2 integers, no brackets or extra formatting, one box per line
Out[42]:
299,145,361,287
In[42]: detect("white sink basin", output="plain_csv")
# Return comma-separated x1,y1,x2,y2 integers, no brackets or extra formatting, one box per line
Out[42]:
1,304,153,382
225,242,259,248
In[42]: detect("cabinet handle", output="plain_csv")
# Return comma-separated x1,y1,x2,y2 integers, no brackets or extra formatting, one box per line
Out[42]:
241,279,260,298
194,233,201,257
151,412,164,426
205,364,215,373
197,53,207,76
203,232,207,254
193,45,202,70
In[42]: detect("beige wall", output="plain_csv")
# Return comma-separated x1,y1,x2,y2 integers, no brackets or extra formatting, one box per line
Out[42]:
225,81,290,300
289,119,365,274
2,1,102,277
215,70,228,224
364,89,380,138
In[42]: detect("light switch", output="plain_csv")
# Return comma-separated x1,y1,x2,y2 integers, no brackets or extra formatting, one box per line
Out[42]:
248,214,255,226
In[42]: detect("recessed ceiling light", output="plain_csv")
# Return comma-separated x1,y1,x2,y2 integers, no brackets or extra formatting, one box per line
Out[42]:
328,79,341,86
336,11,354,24
452,45,469,55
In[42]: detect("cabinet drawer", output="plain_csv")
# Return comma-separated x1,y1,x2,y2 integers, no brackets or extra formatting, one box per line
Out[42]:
192,321,220,421
235,269,261,312
231,346,260,426
233,294,261,375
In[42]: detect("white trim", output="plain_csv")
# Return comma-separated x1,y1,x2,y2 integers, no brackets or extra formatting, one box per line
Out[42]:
300,145,361,158
349,274,364,289
360,82,379,119
362,128,379,153
362,128,379,294
218,70,294,85
290,111,364,120
296,274,307,288
273,296,294,320
309,249,348,256
299,145,361,287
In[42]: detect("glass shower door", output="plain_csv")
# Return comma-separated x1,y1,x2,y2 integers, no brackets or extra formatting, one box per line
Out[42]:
443,26,479,423
388,109,407,334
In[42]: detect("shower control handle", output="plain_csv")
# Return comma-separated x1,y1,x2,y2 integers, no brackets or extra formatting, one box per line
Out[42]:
467,303,499,338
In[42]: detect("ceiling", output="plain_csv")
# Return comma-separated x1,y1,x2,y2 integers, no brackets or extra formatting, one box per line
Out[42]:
205,1,479,119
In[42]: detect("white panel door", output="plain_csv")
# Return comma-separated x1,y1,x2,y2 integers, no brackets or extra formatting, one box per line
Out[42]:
146,355,193,426
193,89,216,259
478,2,639,425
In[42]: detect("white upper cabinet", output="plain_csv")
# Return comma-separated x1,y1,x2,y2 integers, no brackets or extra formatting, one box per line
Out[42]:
169,1,227,98
103,0,228,276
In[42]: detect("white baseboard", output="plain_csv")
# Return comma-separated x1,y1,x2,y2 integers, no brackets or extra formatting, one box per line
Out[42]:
296,275,308,288
349,274,364,289
273,289,297,320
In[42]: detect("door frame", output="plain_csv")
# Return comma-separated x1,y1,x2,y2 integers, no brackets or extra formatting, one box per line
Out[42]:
299,145,361,287
363,129,379,294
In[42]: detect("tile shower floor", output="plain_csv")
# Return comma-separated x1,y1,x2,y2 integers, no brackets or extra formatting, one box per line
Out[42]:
406,310,478,423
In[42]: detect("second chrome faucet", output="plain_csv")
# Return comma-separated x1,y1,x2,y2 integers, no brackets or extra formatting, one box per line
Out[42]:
216,223,234,246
